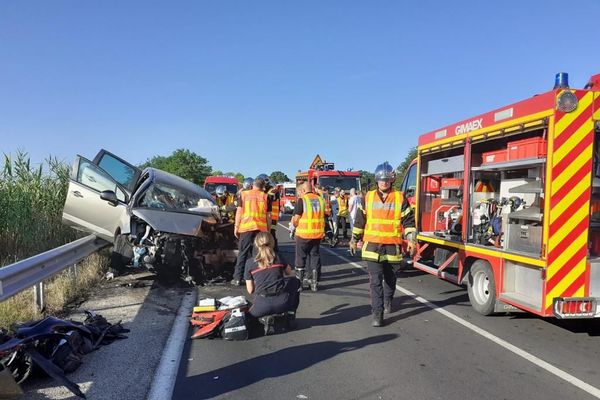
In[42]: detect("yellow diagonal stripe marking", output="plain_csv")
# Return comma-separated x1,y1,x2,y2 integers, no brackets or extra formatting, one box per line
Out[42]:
551,144,593,196
548,204,589,251
552,118,594,166
595,93,600,120
549,173,591,224
547,230,588,279
545,258,586,306
554,92,593,138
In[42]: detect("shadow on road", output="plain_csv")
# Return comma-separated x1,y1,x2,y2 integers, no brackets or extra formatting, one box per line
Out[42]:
180,334,398,400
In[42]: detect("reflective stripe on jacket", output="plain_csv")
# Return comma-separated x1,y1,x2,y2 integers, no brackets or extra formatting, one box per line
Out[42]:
363,190,403,245
268,188,280,222
239,189,269,233
296,193,325,239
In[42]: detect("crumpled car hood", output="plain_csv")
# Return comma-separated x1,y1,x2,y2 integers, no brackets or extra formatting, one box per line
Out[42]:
132,208,211,236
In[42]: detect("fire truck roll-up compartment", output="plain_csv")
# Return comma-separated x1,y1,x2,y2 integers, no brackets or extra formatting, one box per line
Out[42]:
405,72,600,319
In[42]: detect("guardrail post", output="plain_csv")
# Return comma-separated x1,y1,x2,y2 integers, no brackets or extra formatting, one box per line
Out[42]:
34,282,45,312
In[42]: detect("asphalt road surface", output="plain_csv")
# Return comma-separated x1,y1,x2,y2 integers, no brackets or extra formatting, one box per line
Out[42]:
173,221,600,400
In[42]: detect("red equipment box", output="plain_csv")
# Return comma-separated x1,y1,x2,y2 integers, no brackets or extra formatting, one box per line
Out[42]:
507,137,547,161
423,177,440,193
482,149,507,165
441,178,463,189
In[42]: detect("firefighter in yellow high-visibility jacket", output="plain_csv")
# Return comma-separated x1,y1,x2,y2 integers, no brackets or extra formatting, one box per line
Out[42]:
350,162,416,327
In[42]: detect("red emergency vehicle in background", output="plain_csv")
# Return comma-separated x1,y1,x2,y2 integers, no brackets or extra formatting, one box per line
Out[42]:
280,182,297,214
398,72,600,319
204,176,239,198
296,155,361,193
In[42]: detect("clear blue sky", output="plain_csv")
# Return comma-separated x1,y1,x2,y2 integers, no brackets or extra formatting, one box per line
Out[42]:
1,1,599,180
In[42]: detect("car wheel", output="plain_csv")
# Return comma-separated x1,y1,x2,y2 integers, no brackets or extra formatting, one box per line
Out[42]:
467,260,496,316
111,234,133,274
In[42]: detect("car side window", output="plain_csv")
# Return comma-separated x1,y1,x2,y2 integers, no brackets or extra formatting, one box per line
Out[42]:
402,163,417,196
97,153,137,190
77,159,126,202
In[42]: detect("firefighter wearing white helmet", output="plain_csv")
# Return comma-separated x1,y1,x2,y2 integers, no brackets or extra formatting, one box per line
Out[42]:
215,185,235,221
350,161,416,327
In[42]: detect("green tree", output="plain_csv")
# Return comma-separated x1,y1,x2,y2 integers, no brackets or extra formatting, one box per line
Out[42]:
358,170,375,191
212,170,224,176
141,149,212,186
269,171,290,183
394,147,418,190
234,173,245,183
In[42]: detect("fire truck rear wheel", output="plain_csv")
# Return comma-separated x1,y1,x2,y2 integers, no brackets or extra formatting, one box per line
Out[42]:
467,260,496,316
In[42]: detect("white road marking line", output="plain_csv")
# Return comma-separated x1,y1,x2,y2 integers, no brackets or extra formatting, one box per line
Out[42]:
147,290,197,400
277,223,600,399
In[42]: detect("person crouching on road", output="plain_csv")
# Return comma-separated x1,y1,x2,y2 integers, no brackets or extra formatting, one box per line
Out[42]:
350,162,416,327
245,232,301,330
232,177,271,286
293,181,325,292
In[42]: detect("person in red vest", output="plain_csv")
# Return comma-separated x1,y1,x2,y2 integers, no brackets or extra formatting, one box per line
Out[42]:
231,177,271,286
350,162,415,327
293,181,325,292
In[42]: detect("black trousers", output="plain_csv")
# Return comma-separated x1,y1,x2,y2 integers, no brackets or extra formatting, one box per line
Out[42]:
270,221,278,252
366,261,398,315
234,231,259,281
295,237,322,280
249,277,301,318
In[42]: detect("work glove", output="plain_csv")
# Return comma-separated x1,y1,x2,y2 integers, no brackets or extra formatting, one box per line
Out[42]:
405,232,417,257
349,238,357,256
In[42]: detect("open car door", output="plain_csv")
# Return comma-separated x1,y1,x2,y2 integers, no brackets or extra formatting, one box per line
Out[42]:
62,156,129,242
92,149,142,195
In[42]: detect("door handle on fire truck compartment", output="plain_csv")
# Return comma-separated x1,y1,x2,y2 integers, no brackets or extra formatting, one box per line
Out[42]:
72,191,84,198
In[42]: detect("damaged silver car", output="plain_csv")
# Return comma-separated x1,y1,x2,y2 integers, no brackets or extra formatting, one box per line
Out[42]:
62,149,237,284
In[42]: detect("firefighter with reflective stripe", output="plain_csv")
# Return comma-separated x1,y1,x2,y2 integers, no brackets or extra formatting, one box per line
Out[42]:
232,177,272,286
350,162,416,327
258,174,281,251
293,181,325,292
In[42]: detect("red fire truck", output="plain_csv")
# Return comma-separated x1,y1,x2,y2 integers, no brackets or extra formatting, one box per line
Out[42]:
280,182,297,214
296,155,361,193
204,176,239,197
398,72,600,319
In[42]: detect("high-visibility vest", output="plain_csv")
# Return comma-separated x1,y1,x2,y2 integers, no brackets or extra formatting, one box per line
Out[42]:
338,194,348,217
268,188,280,222
363,190,403,245
296,193,325,239
239,189,269,233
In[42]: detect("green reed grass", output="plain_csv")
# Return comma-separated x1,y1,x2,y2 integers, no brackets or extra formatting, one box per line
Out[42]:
0,151,78,266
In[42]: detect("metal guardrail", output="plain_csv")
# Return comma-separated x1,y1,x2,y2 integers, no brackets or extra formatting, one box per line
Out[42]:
0,235,110,304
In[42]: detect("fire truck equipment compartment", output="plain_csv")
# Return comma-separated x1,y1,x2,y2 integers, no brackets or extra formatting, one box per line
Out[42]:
426,155,464,175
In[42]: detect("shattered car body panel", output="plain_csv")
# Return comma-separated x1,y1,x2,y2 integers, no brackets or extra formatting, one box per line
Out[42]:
62,149,237,284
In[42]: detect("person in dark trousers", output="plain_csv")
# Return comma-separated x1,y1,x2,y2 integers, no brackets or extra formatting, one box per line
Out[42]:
245,232,301,334
232,177,271,286
350,162,416,327
293,181,325,292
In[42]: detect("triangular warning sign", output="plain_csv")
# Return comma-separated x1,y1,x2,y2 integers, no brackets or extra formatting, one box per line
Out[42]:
309,154,324,169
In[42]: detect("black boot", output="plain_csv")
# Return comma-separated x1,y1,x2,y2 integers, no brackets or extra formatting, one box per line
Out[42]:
259,315,275,335
285,311,297,330
372,312,384,327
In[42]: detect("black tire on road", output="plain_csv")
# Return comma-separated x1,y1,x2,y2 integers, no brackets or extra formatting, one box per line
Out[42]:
111,234,133,274
467,260,496,316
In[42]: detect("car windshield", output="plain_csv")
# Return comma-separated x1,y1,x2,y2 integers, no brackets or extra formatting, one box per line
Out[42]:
139,182,215,212
284,188,296,197
205,183,238,195
318,176,360,192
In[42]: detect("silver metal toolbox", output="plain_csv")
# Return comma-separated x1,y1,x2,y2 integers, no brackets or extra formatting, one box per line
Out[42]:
426,155,464,175
506,223,542,254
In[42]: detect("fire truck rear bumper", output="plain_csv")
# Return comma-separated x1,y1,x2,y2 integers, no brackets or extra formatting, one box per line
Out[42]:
552,297,600,319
